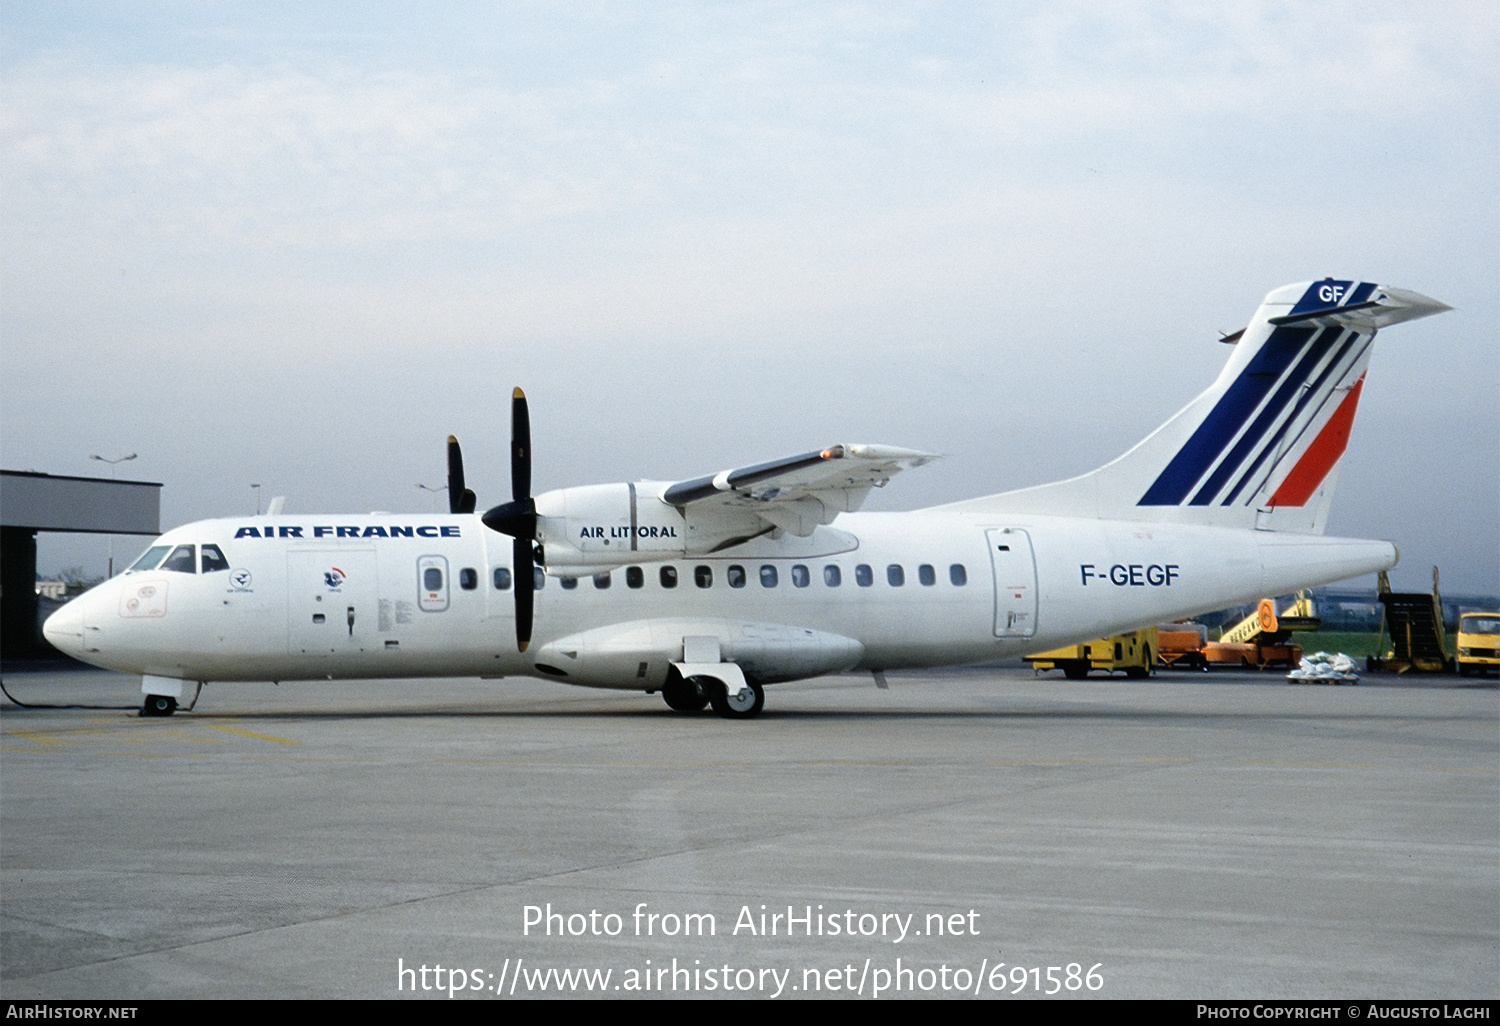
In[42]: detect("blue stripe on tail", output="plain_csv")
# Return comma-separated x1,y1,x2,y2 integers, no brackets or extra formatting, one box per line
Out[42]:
1137,326,1314,505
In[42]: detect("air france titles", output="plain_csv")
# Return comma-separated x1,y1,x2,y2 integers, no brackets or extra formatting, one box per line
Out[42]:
233,525,461,540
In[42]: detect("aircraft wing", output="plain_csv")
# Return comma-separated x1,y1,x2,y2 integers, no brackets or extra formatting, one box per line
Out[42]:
660,444,939,536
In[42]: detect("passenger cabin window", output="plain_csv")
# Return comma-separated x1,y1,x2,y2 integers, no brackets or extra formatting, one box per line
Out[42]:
695,565,713,588
593,572,611,589
660,566,678,589
423,567,443,591
459,568,478,590
950,564,968,586
855,564,873,587
561,576,578,590
626,566,644,589
824,565,842,587
160,545,196,574
129,545,172,572
792,564,810,588
493,567,512,590
759,565,778,588
887,564,905,587
918,564,936,586
727,565,746,588
533,568,546,590
200,544,230,573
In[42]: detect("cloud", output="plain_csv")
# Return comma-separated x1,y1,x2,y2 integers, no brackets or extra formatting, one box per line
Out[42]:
3,2,1495,590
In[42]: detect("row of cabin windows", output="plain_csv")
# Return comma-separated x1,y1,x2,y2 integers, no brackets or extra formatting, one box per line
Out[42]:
129,545,971,597
489,563,969,592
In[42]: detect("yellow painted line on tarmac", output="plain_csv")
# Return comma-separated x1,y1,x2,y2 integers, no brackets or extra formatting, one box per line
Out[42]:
205,724,301,746
6,730,69,747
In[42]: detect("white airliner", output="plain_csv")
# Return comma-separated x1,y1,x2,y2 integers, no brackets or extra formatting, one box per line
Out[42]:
45,279,1449,718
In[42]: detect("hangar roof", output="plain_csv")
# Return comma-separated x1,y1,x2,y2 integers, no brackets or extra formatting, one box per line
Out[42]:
1,470,162,535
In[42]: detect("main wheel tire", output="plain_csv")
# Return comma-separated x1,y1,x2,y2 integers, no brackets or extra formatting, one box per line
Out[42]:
140,694,177,717
1125,647,1152,679
708,680,764,719
661,675,709,712
1062,662,1089,680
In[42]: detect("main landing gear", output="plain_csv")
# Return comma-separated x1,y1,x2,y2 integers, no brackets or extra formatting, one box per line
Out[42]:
660,674,710,712
659,674,765,719
708,679,764,719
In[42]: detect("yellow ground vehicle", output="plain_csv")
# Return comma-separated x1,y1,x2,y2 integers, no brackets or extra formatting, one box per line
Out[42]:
1156,595,1317,671
1026,628,1157,679
1456,613,1500,677
1203,595,1318,669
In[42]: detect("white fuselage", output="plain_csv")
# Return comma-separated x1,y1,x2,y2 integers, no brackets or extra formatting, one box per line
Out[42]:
42,278,1443,715
45,509,1395,691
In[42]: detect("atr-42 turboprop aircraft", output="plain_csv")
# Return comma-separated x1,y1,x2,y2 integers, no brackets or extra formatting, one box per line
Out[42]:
45,280,1449,718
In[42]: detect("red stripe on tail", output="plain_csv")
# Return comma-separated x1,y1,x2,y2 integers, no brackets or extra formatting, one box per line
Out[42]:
1268,375,1365,507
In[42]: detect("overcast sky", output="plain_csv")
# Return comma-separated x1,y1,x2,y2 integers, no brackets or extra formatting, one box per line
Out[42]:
3,2,1496,595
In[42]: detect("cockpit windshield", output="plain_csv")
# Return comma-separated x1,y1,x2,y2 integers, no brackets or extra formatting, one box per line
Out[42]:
127,545,172,572
127,542,231,574
159,545,196,573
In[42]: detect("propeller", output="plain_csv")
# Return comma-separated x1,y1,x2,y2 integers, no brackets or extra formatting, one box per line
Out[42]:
446,436,477,514
480,388,539,653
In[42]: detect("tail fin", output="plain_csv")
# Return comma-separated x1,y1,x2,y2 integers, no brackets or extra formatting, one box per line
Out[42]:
946,279,1450,533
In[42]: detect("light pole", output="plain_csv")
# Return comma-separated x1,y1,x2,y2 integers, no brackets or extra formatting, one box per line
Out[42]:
90,453,138,577
251,483,261,515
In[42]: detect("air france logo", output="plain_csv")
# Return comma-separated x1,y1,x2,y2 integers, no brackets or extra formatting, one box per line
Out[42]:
230,569,253,591
324,567,347,590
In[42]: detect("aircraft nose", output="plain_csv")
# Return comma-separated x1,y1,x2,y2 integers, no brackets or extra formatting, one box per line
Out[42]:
43,600,84,655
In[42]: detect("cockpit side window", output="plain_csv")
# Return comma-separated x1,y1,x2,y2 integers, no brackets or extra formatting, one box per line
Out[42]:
128,545,172,572
200,544,230,573
159,545,197,574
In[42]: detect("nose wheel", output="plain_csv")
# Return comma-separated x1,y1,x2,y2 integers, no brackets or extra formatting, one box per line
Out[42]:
139,694,177,717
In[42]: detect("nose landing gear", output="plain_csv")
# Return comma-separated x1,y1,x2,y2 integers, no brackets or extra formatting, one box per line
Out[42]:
139,694,177,717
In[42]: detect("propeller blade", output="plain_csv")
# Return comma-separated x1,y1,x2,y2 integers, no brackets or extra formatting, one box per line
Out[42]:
514,538,535,653
476,388,539,652
446,436,476,514
511,387,531,502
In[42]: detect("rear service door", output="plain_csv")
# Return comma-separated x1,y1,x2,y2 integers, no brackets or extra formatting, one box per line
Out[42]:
986,528,1038,638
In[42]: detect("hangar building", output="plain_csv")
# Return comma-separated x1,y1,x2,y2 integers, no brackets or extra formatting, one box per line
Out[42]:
1,470,162,659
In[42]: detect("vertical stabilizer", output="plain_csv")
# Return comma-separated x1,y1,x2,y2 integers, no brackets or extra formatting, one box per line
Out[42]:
942,280,1450,533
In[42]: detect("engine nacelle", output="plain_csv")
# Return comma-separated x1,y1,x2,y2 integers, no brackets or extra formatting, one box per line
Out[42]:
532,482,768,574
530,618,865,688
